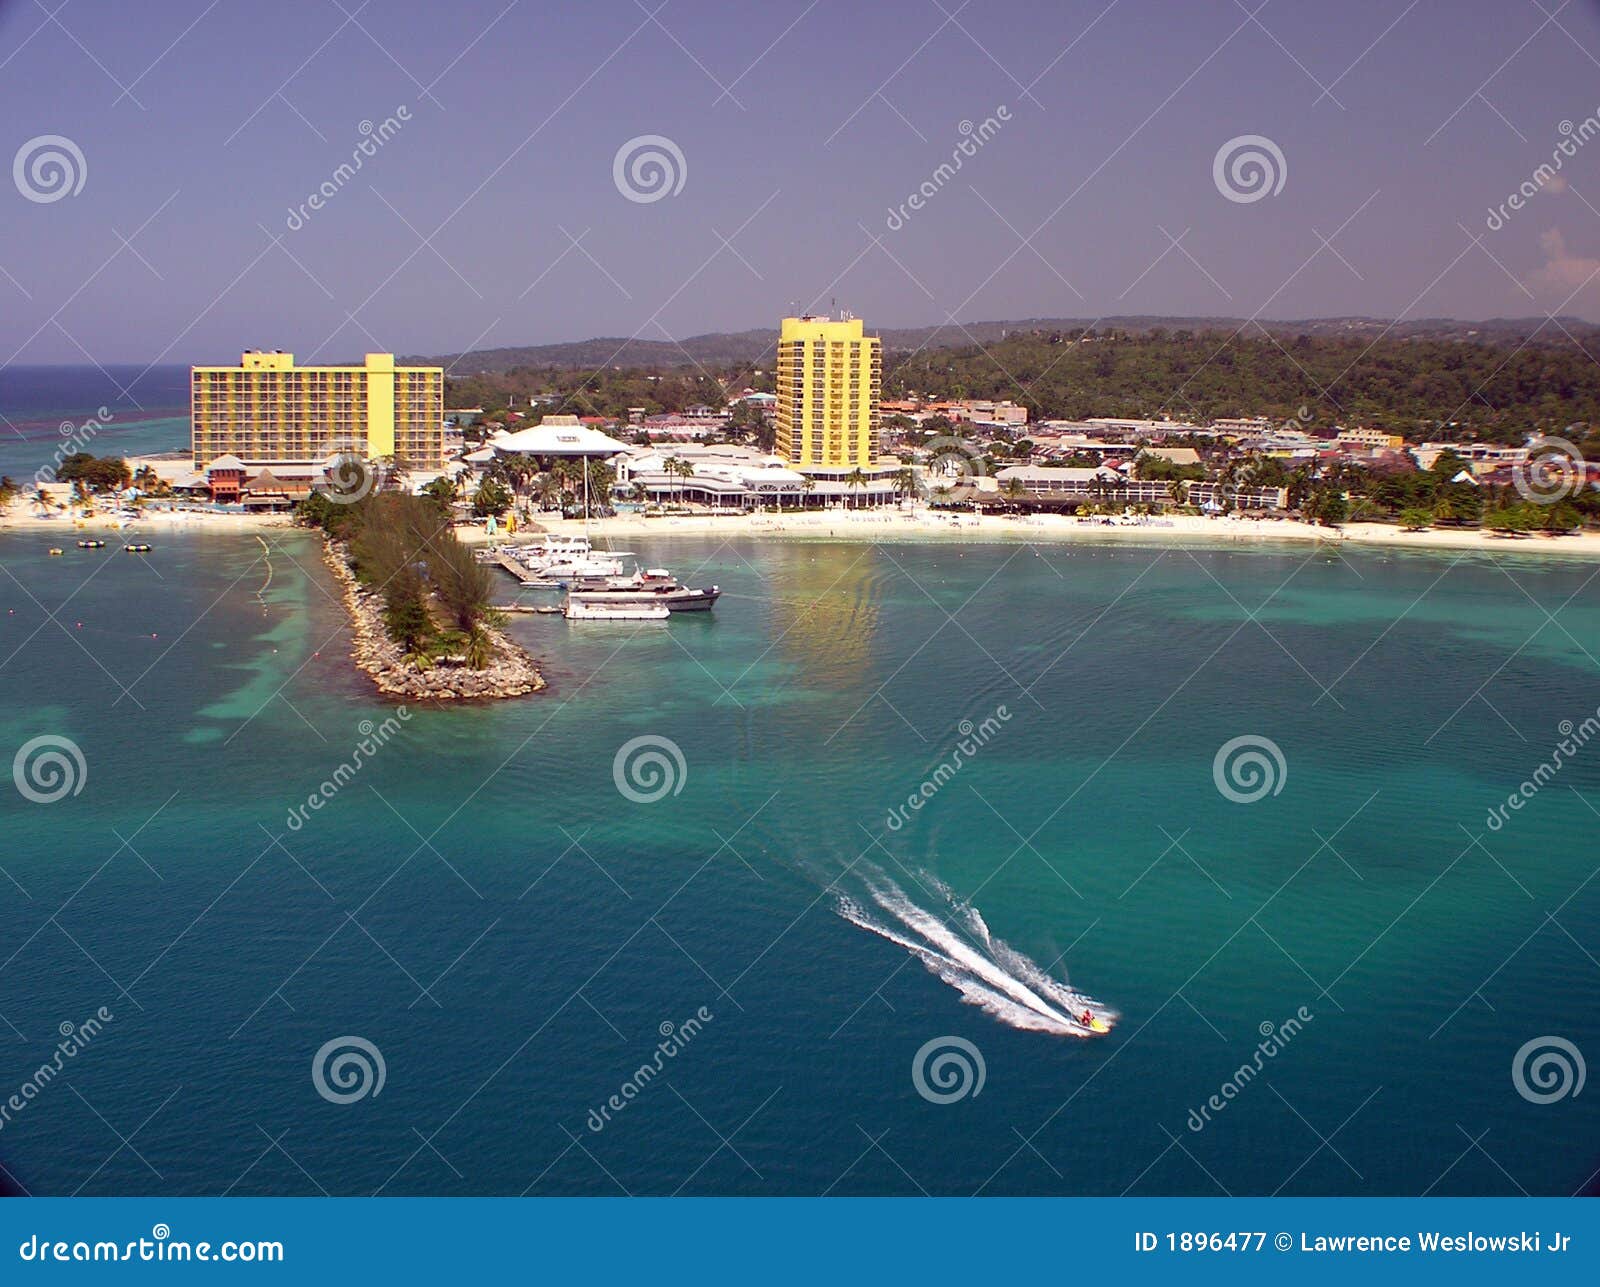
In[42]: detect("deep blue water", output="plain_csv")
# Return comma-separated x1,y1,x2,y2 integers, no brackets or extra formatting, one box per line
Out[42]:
1,524,1598,1197
0,365,189,481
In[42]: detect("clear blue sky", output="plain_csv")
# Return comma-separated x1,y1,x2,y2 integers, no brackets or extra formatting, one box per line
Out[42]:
3,0,1600,364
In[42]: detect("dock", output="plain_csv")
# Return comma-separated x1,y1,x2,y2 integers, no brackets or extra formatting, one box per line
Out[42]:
488,553,532,582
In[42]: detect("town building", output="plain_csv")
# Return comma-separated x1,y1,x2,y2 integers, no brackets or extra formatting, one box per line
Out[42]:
1413,441,1530,473
190,351,443,470
775,314,882,470
995,466,1286,510
1335,428,1406,450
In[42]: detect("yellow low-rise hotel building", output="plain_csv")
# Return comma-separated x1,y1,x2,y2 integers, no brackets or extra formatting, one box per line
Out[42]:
190,351,443,469
775,315,882,470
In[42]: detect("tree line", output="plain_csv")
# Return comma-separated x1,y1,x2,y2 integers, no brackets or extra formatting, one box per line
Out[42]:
883,329,1600,447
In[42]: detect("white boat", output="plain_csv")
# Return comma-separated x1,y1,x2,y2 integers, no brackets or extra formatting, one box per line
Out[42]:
544,552,630,581
564,598,669,621
567,583,721,613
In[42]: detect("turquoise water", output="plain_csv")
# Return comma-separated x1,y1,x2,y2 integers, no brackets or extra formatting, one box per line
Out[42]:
1,528,1598,1196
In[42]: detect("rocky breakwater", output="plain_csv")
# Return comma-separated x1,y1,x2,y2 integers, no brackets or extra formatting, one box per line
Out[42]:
321,539,545,700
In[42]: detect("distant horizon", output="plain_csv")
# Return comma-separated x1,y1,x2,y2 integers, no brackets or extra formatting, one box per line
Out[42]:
7,308,1600,371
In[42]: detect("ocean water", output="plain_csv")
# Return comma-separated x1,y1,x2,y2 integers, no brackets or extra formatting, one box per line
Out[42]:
1,523,1597,1197
0,365,190,483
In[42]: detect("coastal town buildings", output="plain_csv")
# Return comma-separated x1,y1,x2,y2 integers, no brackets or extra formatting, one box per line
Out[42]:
1335,428,1406,450
190,351,444,471
994,464,1287,511
1413,441,1529,473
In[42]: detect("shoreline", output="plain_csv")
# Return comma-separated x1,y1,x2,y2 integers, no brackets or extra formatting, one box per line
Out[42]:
7,501,1597,560
455,508,1600,560
0,505,292,533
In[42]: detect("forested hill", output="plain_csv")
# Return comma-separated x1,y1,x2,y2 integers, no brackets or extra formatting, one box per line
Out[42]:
434,321,1600,444
883,329,1600,441
410,315,1600,373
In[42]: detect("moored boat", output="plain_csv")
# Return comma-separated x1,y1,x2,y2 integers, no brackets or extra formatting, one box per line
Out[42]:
567,584,721,613
564,598,670,621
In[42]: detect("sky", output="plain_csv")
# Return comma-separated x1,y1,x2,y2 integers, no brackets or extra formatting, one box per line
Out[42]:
3,0,1600,366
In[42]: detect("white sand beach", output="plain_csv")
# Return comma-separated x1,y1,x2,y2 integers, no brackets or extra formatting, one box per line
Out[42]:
468,507,1600,559
6,499,1597,559
0,503,293,534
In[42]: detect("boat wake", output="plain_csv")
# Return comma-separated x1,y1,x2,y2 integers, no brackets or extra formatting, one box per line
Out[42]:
836,869,1116,1038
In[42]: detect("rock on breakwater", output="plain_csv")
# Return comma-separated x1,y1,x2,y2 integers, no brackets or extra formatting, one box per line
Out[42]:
321,538,546,700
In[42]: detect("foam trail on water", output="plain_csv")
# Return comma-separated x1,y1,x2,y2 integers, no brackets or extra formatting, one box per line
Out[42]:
836,870,1115,1037
837,896,1080,1034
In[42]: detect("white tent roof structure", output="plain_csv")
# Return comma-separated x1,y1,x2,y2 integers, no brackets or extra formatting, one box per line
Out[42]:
489,417,628,458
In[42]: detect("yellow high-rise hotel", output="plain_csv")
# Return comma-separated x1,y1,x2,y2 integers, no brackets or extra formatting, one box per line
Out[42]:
190,351,444,469
775,315,881,470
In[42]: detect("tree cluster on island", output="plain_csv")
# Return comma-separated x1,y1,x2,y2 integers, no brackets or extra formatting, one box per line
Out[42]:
296,488,497,671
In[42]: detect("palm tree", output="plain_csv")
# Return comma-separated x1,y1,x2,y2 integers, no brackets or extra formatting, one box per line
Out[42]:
536,473,562,511
664,457,695,507
893,466,917,506
845,466,866,509
1003,477,1027,507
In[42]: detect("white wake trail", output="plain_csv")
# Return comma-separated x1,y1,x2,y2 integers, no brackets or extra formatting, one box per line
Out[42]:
836,870,1115,1038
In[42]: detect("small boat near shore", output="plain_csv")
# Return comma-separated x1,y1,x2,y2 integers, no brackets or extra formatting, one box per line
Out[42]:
77,539,107,549
569,582,720,614
564,598,670,621
123,543,153,553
